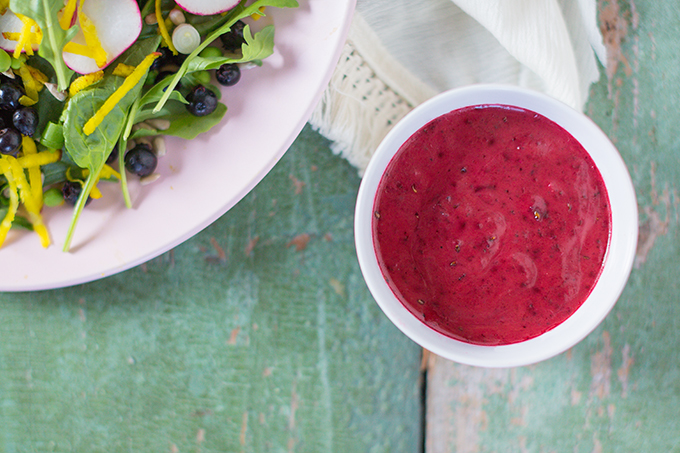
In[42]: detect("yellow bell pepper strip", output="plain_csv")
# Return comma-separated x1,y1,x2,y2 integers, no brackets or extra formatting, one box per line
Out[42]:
76,0,108,68
18,95,37,107
156,0,178,55
112,63,135,78
21,136,42,210
83,52,160,136
0,149,60,248
62,42,105,65
59,0,78,30
83,164,120,200
251,7,266,21
17,64,40,104
25,65,48,86
0,158,19,248
16,63,47,107
99,164,121,180
6,156,50,247
16,149,61,168
69,70,104,97
2,32,40,48
12,14,42,58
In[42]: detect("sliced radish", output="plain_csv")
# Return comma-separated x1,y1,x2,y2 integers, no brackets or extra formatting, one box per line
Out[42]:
175,0,240,16
0,9,40,54
62,0,142,75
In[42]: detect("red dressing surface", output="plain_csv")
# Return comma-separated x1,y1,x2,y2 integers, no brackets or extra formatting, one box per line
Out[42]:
372,105,611,345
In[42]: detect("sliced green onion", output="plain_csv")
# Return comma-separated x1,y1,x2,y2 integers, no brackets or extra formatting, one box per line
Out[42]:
172,24,201,55
40,122,65,150
0,49,11,73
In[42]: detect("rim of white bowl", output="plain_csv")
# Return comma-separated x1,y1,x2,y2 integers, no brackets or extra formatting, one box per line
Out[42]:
354,84,638,368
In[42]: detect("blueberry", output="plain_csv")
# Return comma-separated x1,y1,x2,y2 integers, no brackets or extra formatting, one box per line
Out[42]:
0,127,21,156
150,46,174,70
0,83,24,111
62,181,91,206
12,107,38,136
124,143,157,177
215,64,240,87
186,85,217,117
220,20,246,53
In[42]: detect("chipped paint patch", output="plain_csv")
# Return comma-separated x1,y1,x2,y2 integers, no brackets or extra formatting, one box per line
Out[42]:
590,331,613,400
245,235,259,257
288,383,299,453
240,412,248,446
592,433,603,453
289,174,306,194
599,0,631,95
426,357,513,453
227,326,241,345
617,343,634,397
635,162,672,268
329,278,345,297
210,237,226,262
287,233,311,251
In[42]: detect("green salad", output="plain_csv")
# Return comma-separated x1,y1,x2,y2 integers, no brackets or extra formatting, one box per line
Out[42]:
0,0,298,251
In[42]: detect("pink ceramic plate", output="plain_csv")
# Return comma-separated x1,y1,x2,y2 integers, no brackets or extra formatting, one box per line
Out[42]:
0,0,356,291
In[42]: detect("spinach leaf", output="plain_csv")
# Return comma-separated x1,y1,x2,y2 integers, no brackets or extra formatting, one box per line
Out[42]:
61,37,160,251
10,0,77,91
131,101,227,141
63,37,161,169
185,25,275,72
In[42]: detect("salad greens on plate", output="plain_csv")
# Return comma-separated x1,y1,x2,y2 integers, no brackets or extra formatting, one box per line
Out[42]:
0,0,297,251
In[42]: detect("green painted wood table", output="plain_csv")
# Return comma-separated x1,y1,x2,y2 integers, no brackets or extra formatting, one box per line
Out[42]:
0,127,422,452
426,1,680,452
2,1,679,452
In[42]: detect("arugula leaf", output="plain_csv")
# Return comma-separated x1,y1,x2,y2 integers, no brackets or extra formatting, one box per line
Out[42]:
153,0,299,113
185,25,275,72
10,0,77,92
138,77,189,109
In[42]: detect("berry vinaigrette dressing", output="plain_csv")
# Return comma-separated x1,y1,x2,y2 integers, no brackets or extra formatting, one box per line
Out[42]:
372,105,611,345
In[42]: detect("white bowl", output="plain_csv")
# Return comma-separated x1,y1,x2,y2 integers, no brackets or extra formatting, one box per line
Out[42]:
354,84,638,368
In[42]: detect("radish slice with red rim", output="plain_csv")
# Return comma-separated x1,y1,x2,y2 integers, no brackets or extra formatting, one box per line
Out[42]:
0,9,40,54
62,0,142,75
174,0,241,16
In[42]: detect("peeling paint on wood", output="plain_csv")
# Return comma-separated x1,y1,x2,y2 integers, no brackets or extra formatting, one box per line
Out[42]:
287,233,311,251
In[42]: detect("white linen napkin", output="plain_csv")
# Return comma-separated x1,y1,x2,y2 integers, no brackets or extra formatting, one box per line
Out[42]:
309,0,607,174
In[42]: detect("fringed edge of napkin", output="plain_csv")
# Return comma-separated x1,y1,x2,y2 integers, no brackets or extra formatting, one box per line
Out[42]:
308,13,437,176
